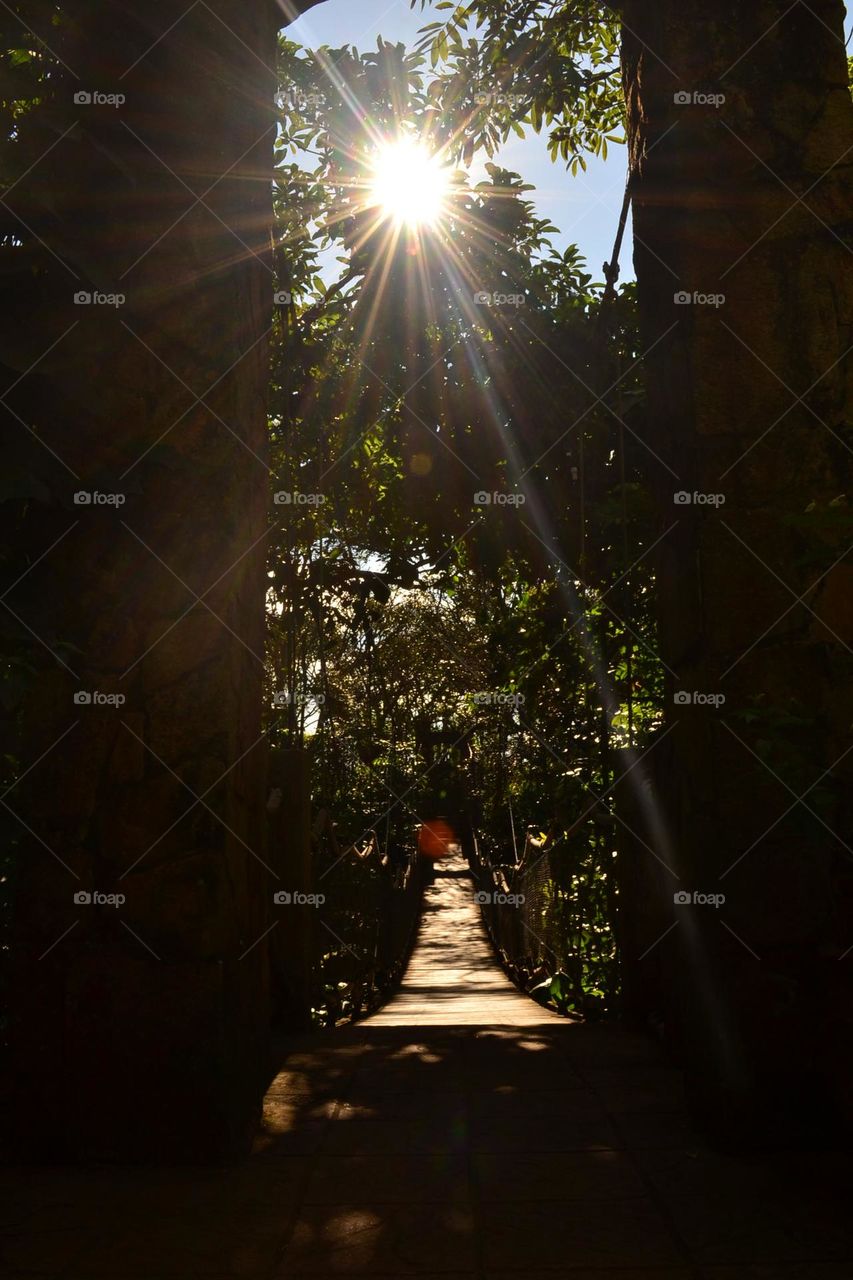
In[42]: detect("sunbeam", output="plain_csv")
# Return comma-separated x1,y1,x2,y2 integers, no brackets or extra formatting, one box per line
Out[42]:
368,135,452,229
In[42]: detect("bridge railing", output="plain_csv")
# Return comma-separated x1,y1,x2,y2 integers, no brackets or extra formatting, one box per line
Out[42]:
309,811,424,1026
470,823,618,1016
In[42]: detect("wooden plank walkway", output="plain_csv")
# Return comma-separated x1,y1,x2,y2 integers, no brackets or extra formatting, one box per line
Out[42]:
369,853,565,1026
3,853,853,1277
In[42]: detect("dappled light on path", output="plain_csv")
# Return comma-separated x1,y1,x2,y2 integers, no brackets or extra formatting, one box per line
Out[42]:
5,855,852,1276
369,851,568,1026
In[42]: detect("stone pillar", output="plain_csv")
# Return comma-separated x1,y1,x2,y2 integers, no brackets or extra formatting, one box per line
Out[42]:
621,0,853,1138
5,1,277,1158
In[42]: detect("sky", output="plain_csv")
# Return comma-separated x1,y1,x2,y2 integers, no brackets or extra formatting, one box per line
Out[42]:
286,0,631,286
287,1,852,287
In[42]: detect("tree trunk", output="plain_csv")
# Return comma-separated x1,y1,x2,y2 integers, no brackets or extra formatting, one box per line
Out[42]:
620,0,853,1140
4,1,279,1159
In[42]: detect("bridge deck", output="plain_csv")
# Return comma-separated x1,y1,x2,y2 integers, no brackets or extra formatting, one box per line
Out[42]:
369,854,564,1026
3,857,852,1276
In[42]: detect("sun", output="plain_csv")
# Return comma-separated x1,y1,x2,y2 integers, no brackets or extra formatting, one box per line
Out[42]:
368,136,451,230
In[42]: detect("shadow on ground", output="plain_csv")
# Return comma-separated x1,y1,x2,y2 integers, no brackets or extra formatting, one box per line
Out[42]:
3,1021,853,1277
3,857,852,1277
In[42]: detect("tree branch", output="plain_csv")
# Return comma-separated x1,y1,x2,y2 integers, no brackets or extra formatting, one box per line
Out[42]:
275,0,329,28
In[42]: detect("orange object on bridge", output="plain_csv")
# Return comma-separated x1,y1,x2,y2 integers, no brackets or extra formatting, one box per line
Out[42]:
417,818,457,860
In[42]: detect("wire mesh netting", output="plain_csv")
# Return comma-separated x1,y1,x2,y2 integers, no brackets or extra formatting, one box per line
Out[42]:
470,821,619,1017
308,816,424,1025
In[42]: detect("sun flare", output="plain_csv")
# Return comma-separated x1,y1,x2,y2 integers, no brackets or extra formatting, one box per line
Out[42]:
369,136,451,230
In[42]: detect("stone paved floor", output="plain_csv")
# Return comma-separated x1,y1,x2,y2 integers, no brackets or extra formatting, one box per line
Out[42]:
3,857,852,1278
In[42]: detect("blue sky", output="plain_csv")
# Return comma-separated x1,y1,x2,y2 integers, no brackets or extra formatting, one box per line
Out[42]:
286,0,629,285
287,0,852,287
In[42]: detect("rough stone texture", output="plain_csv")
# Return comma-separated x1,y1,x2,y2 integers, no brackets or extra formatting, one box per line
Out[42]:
620,0,853,1138
5,2,278,1158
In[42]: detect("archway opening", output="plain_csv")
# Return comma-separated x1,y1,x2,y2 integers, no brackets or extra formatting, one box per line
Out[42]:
264,5,662,1031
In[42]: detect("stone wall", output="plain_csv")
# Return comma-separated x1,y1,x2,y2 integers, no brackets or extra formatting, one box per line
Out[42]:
620,0,853,1140
5,1,278,1158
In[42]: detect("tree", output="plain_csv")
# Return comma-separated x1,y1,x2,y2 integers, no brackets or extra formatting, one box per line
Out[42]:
260,35,658,1025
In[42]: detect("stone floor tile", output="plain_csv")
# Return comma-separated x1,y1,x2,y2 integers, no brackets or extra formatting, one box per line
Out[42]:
321,1116,468,1156
485,1270,693,1280
469,1111,620,1153
480,1198,684,1270
666,1192,853,1266
304,1154,468,1204
700,1266,853,1280
274,1203,477,1274
474,1149,646,1200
